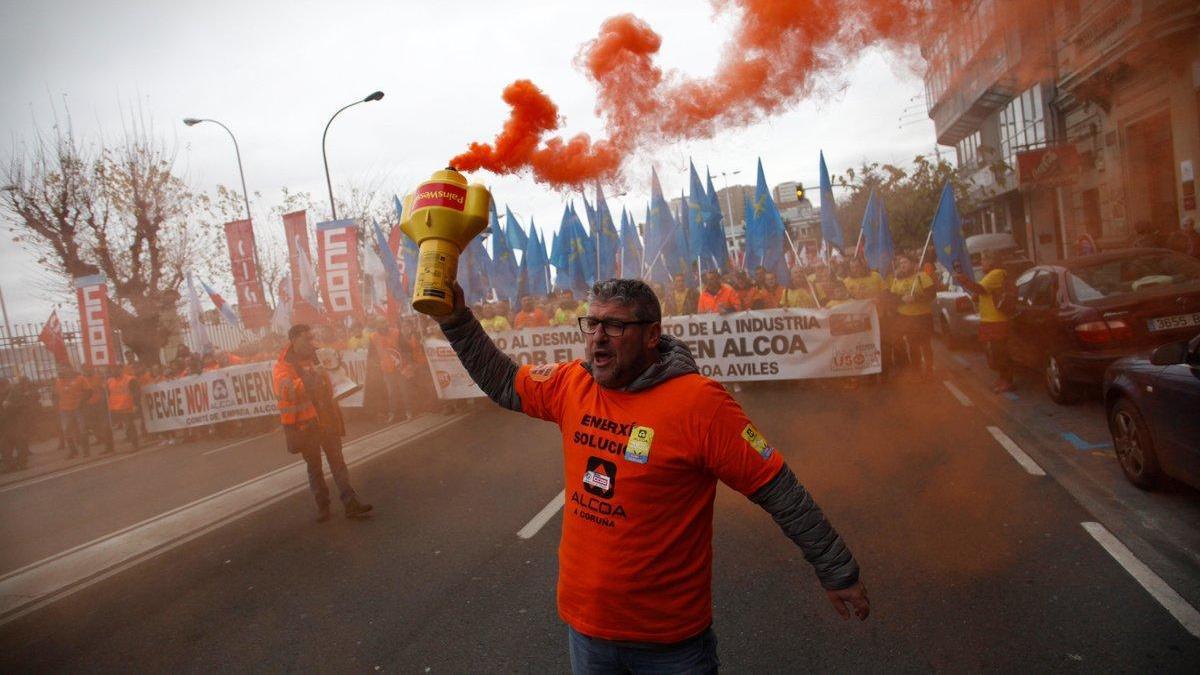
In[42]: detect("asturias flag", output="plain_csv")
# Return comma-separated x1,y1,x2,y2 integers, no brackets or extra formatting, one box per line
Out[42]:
930,182,973,280
819,150,844,252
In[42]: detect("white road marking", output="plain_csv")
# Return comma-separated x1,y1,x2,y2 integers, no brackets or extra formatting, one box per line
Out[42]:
952,354,971,368
1082,522,1200,639
517,490,565,540
202,431,277,456
942,380,973,407
986,426,1046,476
0,413,467,627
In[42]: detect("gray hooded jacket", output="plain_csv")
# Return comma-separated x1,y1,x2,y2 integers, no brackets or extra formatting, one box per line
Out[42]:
440,309,860,590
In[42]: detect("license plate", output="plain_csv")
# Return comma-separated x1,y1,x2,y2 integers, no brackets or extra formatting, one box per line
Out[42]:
1147,312,1200,332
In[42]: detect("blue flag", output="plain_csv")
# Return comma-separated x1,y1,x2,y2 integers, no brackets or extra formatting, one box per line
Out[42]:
593,183,620,282
526,222,551,297
753,158,791,285
562,207,594,294
504,206,528,253
371,219,405,301
819,151,844,251
862,192,895,274
489,199,520,303
704,168,729,273
687,161,711,273
645,170,686,284
930,182,973,280
461,236,492,304
619,207,643,279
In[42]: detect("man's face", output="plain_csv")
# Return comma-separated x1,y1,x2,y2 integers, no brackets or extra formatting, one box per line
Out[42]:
672,275,686,291
850,259,867,277
584,299,661,390
292,330,317,358
703,272,720,292
521,296,534,312
896,257,914,276
765,273,778,289
790,269,804,287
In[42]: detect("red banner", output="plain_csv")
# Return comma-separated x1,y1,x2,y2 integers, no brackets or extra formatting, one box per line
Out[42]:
38,309,71,365
223,219,271,330
73,275,117,367
281,210,324,325
315,219,363,320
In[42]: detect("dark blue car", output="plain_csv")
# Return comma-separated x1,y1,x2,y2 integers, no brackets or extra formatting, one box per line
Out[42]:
1103,333,1200,490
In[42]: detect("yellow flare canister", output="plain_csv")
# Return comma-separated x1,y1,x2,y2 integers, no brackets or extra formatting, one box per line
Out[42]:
398,168,491,316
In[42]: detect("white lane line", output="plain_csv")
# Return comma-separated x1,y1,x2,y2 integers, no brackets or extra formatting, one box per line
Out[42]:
0,413,467,627
1082,522,1200,639
942,380,973,407
202,431,276,456
952,354,971,368
517,490,565,540
986,426,1046,476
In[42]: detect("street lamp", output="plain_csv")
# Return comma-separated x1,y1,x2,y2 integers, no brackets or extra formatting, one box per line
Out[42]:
182,118,253,221
322,91,385,220
717,170,741,229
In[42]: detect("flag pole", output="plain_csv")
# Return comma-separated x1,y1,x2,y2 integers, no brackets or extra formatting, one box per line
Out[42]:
909,228,934,296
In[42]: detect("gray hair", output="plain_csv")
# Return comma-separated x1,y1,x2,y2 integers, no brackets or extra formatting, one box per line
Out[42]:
587,278,662,323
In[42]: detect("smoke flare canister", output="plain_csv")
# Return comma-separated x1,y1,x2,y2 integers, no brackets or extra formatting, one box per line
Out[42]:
399,168,491,316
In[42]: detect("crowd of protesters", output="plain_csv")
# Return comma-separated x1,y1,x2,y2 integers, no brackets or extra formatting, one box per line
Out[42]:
0,313,453,472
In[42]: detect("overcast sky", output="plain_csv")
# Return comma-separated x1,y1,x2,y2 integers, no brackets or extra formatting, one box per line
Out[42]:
0,0,937,326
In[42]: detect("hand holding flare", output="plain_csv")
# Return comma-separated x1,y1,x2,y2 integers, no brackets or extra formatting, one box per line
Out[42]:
398,168,491,316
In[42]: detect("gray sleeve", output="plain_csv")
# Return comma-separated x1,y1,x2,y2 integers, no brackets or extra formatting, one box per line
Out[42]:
750,463,860,590
438,310,522,412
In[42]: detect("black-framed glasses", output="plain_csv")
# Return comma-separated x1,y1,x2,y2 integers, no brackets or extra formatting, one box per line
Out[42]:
577,316,654,337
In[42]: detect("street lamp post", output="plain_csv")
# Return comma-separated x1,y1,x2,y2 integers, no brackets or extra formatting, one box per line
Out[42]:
182,118,253,221
322,91,384,220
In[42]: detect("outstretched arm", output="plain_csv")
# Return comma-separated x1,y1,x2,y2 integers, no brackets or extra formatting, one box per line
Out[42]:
434,284,522,412
750,463,870,621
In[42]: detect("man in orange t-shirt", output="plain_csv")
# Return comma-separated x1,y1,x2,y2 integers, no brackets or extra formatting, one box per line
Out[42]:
436,278,868,669
513,295,550,329
696,270,741,314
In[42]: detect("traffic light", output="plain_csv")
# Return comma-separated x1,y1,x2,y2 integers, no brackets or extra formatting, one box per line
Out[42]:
795,183,806,201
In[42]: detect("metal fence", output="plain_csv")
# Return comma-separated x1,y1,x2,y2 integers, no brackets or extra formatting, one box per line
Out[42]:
1,317,267,384
0,319,103,383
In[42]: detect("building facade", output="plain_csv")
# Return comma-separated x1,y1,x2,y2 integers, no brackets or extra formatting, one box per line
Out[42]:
923,0,1198,262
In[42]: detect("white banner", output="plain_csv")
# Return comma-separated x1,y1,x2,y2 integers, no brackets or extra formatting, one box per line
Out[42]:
140,351,368,433
424,303,881,399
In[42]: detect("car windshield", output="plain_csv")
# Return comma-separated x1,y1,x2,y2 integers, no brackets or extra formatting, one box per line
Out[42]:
1067,253,1200,302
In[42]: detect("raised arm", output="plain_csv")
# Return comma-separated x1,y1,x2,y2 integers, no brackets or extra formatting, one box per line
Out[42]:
434,284,522,412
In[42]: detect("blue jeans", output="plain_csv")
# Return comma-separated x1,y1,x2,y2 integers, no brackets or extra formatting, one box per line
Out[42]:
567,625,719,675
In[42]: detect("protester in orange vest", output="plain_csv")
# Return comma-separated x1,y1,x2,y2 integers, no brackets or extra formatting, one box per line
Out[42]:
80,365,115,454
274,323,372,522
434,278,868,669
369,317,407,423
54,367,91,458
106,365,140,450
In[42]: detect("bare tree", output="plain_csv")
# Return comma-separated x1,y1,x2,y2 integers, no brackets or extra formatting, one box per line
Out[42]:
3,113,219,361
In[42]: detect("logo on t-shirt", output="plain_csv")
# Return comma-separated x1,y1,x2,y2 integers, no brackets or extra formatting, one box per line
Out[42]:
624,425,654,464
583,456,617,499
741,424,774,459
529,363,558,382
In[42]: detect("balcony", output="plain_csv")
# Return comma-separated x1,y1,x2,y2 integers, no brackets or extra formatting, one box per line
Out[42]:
928,36,1019,146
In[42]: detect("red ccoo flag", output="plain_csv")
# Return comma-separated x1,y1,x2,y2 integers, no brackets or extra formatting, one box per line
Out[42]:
38,309,71,366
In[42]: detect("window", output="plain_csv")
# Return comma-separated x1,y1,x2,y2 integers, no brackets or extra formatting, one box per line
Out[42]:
956,131,982,169
1017,270,1057,308
999,85,1048,164
1067,252,1200,301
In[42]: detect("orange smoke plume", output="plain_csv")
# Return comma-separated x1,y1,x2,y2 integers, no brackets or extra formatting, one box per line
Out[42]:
452,1,960,187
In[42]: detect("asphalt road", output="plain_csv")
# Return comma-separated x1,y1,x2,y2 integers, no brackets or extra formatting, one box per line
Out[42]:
1,368,1197,672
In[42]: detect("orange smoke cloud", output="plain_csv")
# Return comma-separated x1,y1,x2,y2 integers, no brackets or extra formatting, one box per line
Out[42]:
452,1,954,187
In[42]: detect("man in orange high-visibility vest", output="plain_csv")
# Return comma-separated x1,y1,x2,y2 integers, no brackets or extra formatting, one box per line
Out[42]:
274,324,373,522
106,365,140,450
